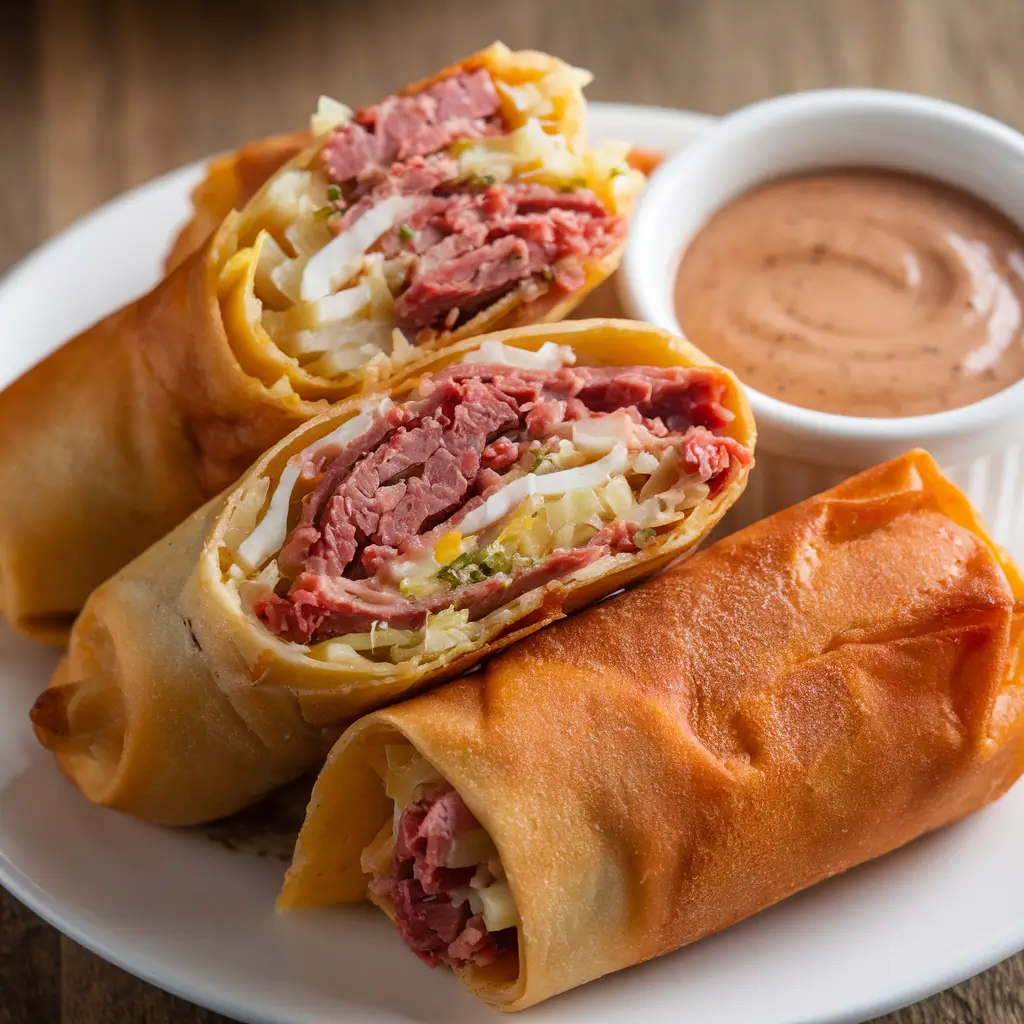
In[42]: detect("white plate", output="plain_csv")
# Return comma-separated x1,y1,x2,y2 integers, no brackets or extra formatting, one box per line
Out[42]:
1,102,1023,1024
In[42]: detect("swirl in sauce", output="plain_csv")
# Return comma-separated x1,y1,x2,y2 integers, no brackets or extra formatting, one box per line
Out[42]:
673,170,1024,417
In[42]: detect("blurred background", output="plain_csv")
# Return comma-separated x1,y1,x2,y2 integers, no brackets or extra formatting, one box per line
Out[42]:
3,0,1024,1021
4,0,1024,277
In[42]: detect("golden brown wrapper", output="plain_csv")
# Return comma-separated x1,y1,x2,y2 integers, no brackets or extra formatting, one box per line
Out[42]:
29,318,754,826
1,43,637,644
279,449,1024,1011
0,226,320,645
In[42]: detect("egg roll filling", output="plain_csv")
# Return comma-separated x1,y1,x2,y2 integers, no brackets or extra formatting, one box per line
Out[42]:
361,744,518,970
228,342,751,664
218,51,644,392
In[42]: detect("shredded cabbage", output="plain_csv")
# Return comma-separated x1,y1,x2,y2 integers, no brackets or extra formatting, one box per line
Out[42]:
315,282,372,322
360,820,396,877
236,459,301,571
311,95,353,136
383,745,443,810
571,411,641,454
300,195,422,301
599,475,635,519
420,608,484,655
545,489,603,538
444,829,499,869
633,451,660,475
640,448,683,502
458,444,629,536
478,880,521,931
463,339,576,370
457,118,581,187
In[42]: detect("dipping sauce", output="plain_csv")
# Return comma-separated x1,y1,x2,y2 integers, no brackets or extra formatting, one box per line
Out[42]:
674,169,1024,417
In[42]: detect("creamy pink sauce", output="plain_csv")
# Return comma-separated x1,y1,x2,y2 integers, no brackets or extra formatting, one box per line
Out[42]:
674,169,1024,417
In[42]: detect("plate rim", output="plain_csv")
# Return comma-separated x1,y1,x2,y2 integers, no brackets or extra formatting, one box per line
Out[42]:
2,99,1022,1024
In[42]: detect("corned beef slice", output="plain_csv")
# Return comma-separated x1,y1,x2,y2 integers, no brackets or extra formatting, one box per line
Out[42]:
324,68,502,182
392,185,626,330
319,69,625,333
255,364,747,644
371,785,510,968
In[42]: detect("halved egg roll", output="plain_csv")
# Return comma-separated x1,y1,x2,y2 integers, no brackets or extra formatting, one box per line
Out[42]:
1,42,643,644
278,449,1024,1011
30,318,754,825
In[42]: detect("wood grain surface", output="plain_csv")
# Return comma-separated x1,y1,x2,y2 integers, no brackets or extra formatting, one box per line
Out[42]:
2,0,1024,1021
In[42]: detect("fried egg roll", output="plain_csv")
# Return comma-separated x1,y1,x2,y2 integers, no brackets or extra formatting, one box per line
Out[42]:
30,319,753,824
1,43,643,643
278,449,1024,1011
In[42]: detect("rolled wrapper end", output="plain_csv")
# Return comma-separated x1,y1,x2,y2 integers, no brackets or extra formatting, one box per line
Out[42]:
28,500,325,826
30,665,126,804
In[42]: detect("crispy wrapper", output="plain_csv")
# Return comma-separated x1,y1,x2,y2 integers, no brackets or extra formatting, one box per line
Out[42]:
0,227,320,645
30,319,754,826
1,43,638,644
278,450,1024,1011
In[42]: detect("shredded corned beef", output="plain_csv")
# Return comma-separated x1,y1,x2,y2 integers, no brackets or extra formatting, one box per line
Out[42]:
253,363,750,645
316,68,626,335
371,784,513,969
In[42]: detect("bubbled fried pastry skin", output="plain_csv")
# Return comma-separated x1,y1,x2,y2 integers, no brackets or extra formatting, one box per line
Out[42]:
280,449,1024,1011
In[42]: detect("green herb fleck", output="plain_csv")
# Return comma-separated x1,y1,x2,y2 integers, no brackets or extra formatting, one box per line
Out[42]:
313,205,336,221
633,528,657,550
399,223,415,242
541,266,555,282
529,450,555,473
463,172,496,189
609,166,625,179
509,251,525,262
436,546,513,589
326,184,342,201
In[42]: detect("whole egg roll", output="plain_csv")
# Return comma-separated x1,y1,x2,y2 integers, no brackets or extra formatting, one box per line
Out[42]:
1,43,643,644
278,449,1024,1011
30,318,754,825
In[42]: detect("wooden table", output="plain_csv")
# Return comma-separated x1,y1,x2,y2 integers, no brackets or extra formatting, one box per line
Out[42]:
2,0,1024,1020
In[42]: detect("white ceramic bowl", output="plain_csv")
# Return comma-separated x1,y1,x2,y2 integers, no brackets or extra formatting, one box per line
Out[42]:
621,89,1024,557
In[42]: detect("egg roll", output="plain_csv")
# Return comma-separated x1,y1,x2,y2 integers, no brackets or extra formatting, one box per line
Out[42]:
30,318,754,824
278,449,1024,1011
1,42,643,644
